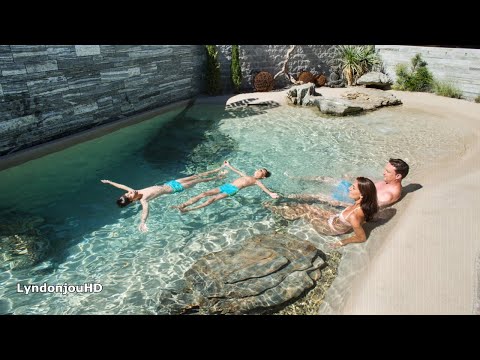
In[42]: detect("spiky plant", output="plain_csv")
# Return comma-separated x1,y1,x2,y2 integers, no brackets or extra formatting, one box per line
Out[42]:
357,45,382,74
334,45,361,86
333,45,381,86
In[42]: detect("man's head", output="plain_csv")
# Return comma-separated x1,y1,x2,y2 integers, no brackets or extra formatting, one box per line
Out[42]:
116,190,138,207
254,168,271,179
384,158,409,183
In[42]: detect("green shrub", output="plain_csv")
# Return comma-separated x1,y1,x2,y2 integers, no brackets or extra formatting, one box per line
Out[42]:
393,54,434,92
230,45,242,93
475,96,480,103
392,63,409,90
432,80,463,98
205,45,221,95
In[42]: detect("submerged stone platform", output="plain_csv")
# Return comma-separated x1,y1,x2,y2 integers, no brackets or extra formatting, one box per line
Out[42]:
156,233,328,314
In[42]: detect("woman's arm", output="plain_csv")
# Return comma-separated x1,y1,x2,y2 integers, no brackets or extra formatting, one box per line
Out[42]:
138,199,149,233
330,213,366,248
101,179,134,192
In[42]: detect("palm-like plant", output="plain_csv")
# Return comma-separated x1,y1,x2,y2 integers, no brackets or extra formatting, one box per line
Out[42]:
358,45,381,74
333,45,381,86
334,45,361,86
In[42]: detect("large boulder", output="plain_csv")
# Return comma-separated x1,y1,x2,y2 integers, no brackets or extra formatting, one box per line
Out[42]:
286,84,402,117
169,233,326,314
314,98,363,116
356,71,392,89
286,83,320,106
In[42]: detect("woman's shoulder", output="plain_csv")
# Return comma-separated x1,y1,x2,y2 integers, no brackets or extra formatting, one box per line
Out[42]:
351,206,365,220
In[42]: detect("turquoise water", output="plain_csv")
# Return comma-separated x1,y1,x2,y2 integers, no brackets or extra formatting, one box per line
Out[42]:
0,102,465,314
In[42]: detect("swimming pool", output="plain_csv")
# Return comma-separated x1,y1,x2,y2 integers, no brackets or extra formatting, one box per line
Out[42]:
0,101,466,314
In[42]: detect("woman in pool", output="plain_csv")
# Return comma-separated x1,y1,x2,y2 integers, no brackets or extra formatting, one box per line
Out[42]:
266,177,378,248
101,167,228,233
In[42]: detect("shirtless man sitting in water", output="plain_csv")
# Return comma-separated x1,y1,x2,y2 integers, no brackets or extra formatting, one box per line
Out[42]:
288,158,409,208
101,167,227,232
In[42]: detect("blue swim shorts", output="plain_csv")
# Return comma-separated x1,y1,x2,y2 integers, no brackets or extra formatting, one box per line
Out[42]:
164,180,185,193
332,179,354,203
219,183,239,196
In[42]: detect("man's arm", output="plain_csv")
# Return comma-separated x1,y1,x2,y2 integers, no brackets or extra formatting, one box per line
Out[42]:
286,174,349,184
138,199,149,233
223,160,247,177
255,180,279,198
101,179,134,192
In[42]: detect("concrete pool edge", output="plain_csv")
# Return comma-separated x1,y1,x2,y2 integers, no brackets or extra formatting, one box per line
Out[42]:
0,99,193,172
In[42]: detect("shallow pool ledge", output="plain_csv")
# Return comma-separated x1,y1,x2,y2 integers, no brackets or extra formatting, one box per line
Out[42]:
0,99,193,172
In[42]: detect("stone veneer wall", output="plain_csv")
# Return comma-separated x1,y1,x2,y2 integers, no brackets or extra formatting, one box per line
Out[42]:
0,45,205,156
376,45,480,100
217,45,338,91
6,45,477,157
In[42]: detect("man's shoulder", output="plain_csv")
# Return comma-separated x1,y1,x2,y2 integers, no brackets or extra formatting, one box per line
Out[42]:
378,187,402,207
388,183,402,196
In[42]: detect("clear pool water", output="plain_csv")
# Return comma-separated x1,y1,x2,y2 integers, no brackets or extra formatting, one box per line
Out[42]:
0,102,466,314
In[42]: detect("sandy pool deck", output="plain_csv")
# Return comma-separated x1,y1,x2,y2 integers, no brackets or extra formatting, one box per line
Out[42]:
342,90,480,314
226,87,480,314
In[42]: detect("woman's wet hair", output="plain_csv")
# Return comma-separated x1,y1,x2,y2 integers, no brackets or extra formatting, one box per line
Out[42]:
116,195,132,208
262,168,271,178
389,158,409,179
357,177,379,222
